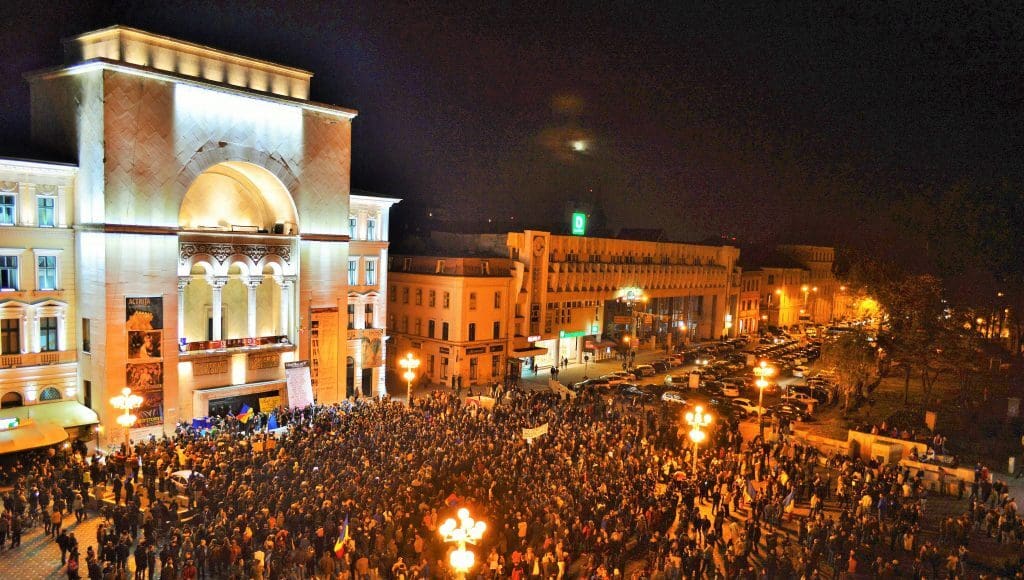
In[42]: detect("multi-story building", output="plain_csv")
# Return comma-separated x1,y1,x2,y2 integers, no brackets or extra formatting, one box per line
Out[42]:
776,245,838,323
755,266,810,329
0,26,392,450
0,158,96,447
387,256,516,389
737,270,761,336
344,193,400,398
411,230,740,375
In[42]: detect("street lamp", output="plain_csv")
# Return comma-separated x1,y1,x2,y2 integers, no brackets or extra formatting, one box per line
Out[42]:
685,405,713,472
754,360,775,438
439,507,486,578
399,352,421,406
111,387,143,452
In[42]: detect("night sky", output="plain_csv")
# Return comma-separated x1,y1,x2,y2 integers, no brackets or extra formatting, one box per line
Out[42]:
2,1,1022,251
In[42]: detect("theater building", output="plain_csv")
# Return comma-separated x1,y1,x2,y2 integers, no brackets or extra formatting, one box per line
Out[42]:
0,26,391,448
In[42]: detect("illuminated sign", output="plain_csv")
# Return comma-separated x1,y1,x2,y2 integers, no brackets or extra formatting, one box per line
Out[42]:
527,335,541,342
571,212,587,236
590,324,599,333
559,330,588,338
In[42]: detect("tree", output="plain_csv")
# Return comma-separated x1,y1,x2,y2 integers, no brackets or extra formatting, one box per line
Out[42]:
820,329,878,412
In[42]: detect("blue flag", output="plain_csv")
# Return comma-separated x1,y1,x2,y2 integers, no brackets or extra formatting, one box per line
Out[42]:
267,412,279,430
782,488,796,511
191,417,213,430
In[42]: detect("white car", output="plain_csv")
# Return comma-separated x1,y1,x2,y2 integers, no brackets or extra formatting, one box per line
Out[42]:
600,374,629,387
169,470,202,494
722,384,740,398
792,365,809,378
661,390,688,405
608,370,638,381
782,392,817,407
731,398,764,417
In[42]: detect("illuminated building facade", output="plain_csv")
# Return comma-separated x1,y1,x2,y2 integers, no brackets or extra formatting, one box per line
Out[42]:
409,231,740,374
737,270,761,336
0,26,385,446
387,256,517,388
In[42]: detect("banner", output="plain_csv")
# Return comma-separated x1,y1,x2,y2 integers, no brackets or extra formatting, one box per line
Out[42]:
285,360,315,409
522,423,549,440
361,337,383,368
127,362,164,428
258,396,281,413
126,297,165,427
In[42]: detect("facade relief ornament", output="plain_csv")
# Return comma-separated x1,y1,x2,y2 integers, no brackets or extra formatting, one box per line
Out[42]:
179,242,292,265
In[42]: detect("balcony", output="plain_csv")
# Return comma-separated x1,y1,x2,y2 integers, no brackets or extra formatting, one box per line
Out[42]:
0,350,78,369
178,335,295,360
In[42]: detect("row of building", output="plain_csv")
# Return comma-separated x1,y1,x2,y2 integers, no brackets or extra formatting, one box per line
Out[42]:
0,26,849,452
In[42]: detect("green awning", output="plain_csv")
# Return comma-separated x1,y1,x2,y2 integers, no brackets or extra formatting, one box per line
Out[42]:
0,400,99,429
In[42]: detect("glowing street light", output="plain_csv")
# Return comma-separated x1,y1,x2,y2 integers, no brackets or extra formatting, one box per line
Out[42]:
399,352,421,406
440,507,486,578
754,360,775,438
685,405,713,472
111,387,143,451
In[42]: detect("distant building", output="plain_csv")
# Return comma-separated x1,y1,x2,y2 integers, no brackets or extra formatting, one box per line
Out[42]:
743,245,840,330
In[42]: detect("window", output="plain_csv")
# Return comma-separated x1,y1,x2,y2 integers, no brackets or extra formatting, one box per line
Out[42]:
364,304,374,328
493,321,501,339
388,313,396,329
427,354,435,378
366,218,377,241
402,257,411,270
494,291,502,309
349,216,358,238
389,285,396,302
39,387,62,401
491,355,501,377
365,260,377,286
402,287,409,304
37,196,55,227
468,323,476,341
37,255,57,290
415,289,422,305
1,319,19,354
39,316,58,351
440,357,449,379
0,194,14,225
0,256,17,290
428,320,435,338
481,260,490,275
469,293,477,310
441,322,449,341
436,260,445,274
348,259,358,285
443,292,450,309
429,290,436,307
767,275,775,285
347,304,356,329
414,318,422,336
82,318,91,353
469,358,478,380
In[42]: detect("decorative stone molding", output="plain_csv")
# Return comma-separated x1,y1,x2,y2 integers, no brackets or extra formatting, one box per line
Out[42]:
247,352,280,370
179,241,291,265
347,328,384,341
192,357,229,376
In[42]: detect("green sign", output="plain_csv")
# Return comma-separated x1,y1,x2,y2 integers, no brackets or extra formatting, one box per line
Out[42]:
559,329,588,338
591,324,599,334
571,212,587,236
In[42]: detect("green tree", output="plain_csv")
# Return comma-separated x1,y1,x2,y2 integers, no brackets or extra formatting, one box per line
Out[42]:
820,329,877,411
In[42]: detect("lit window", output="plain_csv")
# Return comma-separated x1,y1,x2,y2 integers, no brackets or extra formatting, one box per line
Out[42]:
365,260,377,286
0,256,18,290
1,319,20,354
443,292,450,309
402,287,409,304
39,316,58,352
37,255,57,290
348,259,358,285
0,195,14,225
366,218,377,241
429,290,436,307
349,216,358,238
37,197,55,227
415,289,422,305
364,304,374,327
389,285,396,302
469,358,478,380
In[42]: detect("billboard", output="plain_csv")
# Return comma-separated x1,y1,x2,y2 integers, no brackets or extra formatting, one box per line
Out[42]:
285,360,315,409
126,297,165,428
571,212,587,236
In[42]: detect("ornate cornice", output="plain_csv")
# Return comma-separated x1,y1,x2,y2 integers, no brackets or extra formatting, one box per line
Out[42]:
179,241,292,265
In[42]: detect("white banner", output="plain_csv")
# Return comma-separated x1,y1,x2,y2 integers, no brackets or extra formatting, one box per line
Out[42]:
285,360,315,409
522,423,549,440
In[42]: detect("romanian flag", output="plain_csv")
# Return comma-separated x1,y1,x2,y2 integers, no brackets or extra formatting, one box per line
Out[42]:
744,479,757,502
782,489,797,513
334,515,349,558
237,404,254,424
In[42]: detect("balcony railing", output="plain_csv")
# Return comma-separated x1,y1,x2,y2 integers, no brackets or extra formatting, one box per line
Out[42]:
0,350,78,369
181,335,290,352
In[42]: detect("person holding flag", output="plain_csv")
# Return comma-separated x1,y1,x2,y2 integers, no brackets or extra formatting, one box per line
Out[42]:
334,515,349,559
236,404,254,427
782,488,797,520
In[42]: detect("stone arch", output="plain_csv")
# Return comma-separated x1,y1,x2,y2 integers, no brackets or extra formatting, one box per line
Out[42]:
175,142,300,205
1,392,22,408
178,160,299,234
39,387,62,401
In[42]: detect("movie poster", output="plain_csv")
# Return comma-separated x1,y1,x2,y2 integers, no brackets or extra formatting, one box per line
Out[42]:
126,362,164,428
126,297,165,428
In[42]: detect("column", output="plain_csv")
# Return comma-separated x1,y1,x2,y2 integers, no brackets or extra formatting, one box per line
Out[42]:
178,277,190,342
20,312,31,354
245,276,263,338
57,312,67,352
209,276,228,341
276,276,296,340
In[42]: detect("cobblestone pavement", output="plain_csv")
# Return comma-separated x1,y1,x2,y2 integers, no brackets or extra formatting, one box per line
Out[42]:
0,512,108,579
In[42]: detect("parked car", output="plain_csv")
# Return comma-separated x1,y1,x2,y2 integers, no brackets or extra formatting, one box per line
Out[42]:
701,381,725,396
607,370,638,381
634,364,657,377
661,390,689,405
572,378,610,391
652,361,669,374
721,384,740,398
600,374,630,387
792,365,809,377
782,392,817,407
619,383,655,401
768,402,812,422
731,398,764,418
664,374,690,387
666,355,683,367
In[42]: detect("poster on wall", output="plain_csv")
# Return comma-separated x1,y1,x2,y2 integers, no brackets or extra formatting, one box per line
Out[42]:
126,362,164,428
284,360,315,409
361,337,383,368
127,296,164,359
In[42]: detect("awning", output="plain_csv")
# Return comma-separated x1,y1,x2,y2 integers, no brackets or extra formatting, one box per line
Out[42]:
0,418,69,455
0,401,100,429
512,347,548,358
586,340,618,350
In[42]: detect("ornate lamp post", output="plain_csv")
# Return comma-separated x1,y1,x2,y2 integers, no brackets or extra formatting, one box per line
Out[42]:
399,352,420,406
685,405,713,472
111,387,143,451
439,507,486,578
754,360,775,438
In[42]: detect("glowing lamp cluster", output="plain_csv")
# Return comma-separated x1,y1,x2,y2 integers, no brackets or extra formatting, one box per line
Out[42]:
753,360,775,437
440,508,486,575
685,405,713,471
111,387,144,448
399,352,421,405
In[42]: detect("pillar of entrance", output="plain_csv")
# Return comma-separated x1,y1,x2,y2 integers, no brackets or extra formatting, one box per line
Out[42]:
276,275,296,340
209,276,228,341
244,275,263,338
177,277,190,341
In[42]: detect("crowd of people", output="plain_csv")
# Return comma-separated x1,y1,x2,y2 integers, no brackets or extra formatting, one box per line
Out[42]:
0,386,1022,579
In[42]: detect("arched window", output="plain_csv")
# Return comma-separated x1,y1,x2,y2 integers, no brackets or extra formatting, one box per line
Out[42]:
1,392,23,409
39,387,62,401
